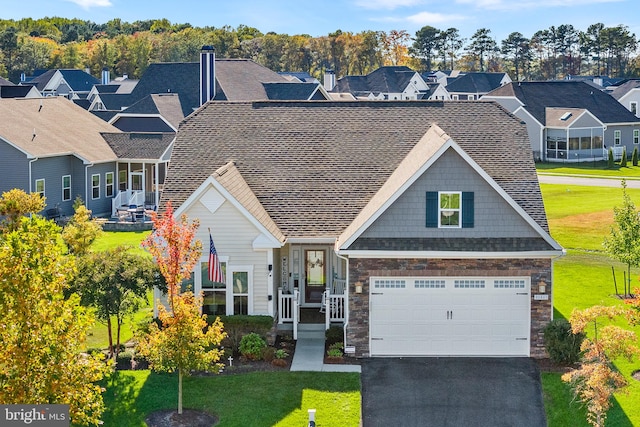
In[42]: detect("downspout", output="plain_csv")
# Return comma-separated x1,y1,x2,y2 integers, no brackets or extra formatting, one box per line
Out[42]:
335,251,350,352
28,157,38,193
85,163,94,209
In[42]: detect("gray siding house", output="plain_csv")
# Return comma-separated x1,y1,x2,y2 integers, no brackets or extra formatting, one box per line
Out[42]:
162,100,563,359
0,97,119,217
484,81,640,162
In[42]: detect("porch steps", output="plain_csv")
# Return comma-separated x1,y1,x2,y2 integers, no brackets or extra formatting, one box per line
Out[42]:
296,323,326,340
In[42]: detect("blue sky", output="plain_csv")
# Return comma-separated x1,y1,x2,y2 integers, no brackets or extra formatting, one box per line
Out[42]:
3,0,639,43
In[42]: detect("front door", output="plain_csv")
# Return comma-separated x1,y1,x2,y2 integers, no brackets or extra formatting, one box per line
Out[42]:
305,249,326,304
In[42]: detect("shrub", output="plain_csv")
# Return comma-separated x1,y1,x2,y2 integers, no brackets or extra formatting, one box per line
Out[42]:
239,332,267,360
633,146,639,166
213,315,272,354
621,147,628,167
608,148,614,168
274,349,289,359
325,325,343,346
327,342,344,358
543,318,585,365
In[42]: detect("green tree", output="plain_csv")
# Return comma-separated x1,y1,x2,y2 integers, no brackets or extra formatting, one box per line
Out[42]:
0,188,45,232
501,32,530,81
603,180,640,296
633,146,638,166
61,200,103,255
137,201,225,414
620,146,628,167
0,216,109,426
466,28,497,72
72,246,163,359
410,25,441,71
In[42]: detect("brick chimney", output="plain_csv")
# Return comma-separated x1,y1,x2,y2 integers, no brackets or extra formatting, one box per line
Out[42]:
200,46,216,106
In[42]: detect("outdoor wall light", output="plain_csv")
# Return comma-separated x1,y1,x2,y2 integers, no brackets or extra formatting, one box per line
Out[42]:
355,281,363,294
538,281,546,294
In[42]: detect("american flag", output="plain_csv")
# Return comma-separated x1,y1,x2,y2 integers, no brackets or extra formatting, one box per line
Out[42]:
208,232,224,283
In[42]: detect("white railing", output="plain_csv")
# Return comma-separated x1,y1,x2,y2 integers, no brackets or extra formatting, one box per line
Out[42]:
111,190,145,217
278,287,295,324
324,291,346,329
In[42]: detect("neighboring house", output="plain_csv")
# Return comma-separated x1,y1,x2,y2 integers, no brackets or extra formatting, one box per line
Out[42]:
332,66,431,100
445,72,511,100
0,85,41,99
101,132,174,217
21,69,100,100
0,97,118,217
88,47,330,132
609,79,640,118
0,97,172,218
162,100,563,359
484,81,640,162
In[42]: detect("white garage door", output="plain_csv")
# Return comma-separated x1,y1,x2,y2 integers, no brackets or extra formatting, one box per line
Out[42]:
369,276,530,357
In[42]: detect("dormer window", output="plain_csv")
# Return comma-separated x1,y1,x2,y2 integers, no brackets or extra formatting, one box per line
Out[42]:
439,192,461,227
426,192,474,229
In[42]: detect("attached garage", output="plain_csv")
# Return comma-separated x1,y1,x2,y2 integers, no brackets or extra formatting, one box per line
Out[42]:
369,276,531,357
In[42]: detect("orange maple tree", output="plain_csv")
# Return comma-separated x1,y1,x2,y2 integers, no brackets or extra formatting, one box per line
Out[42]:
562,305,639,427
137,201,225,415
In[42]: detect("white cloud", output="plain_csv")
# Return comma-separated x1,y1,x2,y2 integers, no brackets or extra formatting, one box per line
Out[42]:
354,0,425,10
406,11,467,25
65,0,112,9
455,0,622,11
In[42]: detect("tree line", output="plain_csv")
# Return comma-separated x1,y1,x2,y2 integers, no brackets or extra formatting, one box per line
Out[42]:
0,17,638,83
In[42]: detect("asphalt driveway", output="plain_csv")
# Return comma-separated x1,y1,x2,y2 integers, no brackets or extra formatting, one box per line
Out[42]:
361,357,546,427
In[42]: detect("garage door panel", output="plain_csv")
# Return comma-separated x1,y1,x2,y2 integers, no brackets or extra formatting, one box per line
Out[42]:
370,276,530,357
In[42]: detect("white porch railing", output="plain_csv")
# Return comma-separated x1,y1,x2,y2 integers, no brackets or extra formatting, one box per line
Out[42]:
323,290,346,329
278,287,295,324
111,190,145,217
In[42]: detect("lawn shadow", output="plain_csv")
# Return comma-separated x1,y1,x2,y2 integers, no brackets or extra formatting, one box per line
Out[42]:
126,370,360,426
101,370,146,425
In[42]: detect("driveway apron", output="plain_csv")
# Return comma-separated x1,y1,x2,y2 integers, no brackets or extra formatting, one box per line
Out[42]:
361,357,546,427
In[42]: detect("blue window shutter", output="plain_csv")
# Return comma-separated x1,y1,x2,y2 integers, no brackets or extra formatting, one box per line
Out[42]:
462,192,474,228
426,192,438,227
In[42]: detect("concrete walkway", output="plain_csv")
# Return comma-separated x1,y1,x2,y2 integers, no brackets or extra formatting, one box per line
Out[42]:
289,324,361,373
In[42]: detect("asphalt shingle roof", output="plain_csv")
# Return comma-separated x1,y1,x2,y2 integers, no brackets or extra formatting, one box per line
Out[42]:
486,81,640,125
163,100,547,239
0,97,118,163
446,73,507,94
28,69,99,92
102,132,174,160
610,79,640,100
333,66,417,95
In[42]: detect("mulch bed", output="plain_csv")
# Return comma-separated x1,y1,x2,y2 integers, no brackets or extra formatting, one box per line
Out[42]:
145,409,217,427
535,358,576,374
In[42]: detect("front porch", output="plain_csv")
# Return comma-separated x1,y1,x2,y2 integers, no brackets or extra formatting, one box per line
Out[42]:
277,280,347,340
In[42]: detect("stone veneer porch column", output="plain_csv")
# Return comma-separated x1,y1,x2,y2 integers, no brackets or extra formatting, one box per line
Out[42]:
346,258,553,359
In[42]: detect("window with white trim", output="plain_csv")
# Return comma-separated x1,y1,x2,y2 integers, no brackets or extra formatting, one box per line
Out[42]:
614,130,621,145
232,270,249,315
91,174,100,199
439,191,461,227
631,101,637,116
634,130,639,145
200,259,227,316
454,279,485,288
105,172,114,197
62,175,71,201
35,179,45,198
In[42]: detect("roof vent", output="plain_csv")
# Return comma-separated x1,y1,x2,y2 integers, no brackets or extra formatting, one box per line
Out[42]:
560,112,572,121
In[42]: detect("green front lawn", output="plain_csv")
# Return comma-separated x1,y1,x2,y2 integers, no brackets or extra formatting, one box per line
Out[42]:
541,183,640,426
102,371,361,427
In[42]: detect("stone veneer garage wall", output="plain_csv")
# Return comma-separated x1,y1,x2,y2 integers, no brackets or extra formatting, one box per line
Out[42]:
346,258,552,359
